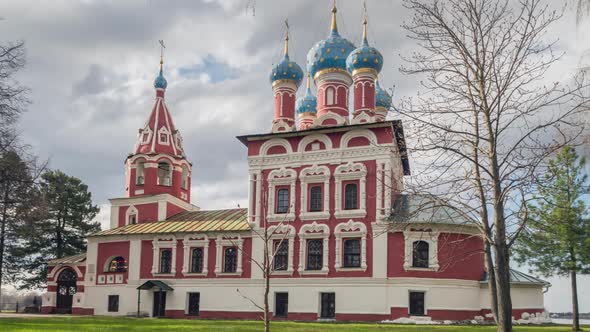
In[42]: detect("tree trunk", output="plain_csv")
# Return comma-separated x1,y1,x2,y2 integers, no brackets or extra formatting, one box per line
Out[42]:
264,267,270,332
493,240,513,332
0,180,10,300
484,242,498,323
571,268,580,332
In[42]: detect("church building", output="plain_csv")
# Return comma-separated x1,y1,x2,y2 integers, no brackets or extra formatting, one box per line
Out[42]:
41,3,548,321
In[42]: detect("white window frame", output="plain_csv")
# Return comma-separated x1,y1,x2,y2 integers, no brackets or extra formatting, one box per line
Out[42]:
214,235,243,276
158,127,170,146
326,87,335,105
140,127,152,144
334,162,367,219
125,205,138,225
334,220,367,271
298,222,330,275
267,168,296,222
267,224,296,275
403,231,440,271
182,235,209,276
151,237,177,276
299,165,330,221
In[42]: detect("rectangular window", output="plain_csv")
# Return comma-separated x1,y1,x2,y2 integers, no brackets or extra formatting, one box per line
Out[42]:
190,248,204,273
223,247,237,273
276,188,289,214
273,241,288,271
159,249,172,274
309,185,322,212
409,291,425,316
108,295,119,312
320,292,335,319
344,183,358,210
343,238,361,268
187,292,200,316
306,239,323,270
275,292,288,318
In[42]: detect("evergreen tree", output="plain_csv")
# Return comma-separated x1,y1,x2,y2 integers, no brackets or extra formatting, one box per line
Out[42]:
514,146,590,332
18,170,100,289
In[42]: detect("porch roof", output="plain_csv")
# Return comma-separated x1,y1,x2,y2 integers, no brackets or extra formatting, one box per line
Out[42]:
137,280,174,291
48,253,87,266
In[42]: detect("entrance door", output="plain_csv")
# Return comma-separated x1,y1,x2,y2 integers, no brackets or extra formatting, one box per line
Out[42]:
320,292,335,319
409,291,425,316
152,291,167,317
56,269,77,314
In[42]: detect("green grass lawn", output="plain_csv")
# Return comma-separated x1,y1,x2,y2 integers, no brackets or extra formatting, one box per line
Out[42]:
0,316,586,332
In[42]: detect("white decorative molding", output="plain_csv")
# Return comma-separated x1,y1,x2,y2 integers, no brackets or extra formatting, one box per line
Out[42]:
334,220,368,271
351,111,374,125
298,222,330,274
340,129,378,149
299,164,331,220
157,126,171,146
266,167,297,222
215,234,243,276
297,134,333,153
260,138,293,156
140,127,152,144
182,235,209,276
267,224,296,275
151,236,177,275
403,231,440,272
314,112,347,127
334,162,367,219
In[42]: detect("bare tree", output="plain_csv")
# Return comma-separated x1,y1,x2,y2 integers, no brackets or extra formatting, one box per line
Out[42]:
0,41,28,146
396,0,590,331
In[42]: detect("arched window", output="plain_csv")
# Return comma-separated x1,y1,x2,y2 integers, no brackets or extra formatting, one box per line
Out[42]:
273,241,288,271
190,248,203,273
157,161,172,186
309,186,322,212
412,241,429,268
136,161,145,185
276,188,289,214
160,249,172,273
344,183,358,210
306,239,323,270
343,239,361,268
107,256,127,272
181,165,189,190
326,87,335,105
223,247,237,273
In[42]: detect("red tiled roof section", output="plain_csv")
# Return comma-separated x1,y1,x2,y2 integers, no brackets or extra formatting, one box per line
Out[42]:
89,208,250,237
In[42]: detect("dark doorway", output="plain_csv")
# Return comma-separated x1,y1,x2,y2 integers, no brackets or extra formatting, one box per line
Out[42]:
274,292,288,318
56,269,77,314
187,292,200,316
152,291,167,317
409,291,425,316
320,292,335,319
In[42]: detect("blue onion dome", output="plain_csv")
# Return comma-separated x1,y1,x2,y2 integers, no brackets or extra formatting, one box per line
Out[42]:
306,4,356,79
154,59,167,89
375,80,392,109
270,32,304,87
296,74,317,115
346,16,383,75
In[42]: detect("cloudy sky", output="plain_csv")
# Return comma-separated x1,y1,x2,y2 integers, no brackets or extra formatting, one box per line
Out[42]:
0,0,588,312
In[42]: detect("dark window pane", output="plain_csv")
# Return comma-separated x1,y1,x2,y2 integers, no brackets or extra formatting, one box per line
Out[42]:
409,292,425,316
306,239,323,270
160,249,172,274
224,247,237,273
309,186,322,212
108,295,119,312
191,248,204,273
320,293,335,318
344,183,358,210
275,293,288,318
273,241,288,271
276,189,289,214
343,239,361,268
412,241,429,268
187,292,200,316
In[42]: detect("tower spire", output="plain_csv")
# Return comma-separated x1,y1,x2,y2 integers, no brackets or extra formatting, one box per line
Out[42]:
330,0,338,34
362,1,368,46
284,19,290,58
159,39,165,72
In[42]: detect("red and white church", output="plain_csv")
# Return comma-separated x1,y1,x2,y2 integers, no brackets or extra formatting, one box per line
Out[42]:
41,4,548,321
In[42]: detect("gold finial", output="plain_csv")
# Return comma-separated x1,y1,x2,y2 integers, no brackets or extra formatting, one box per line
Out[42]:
306,71,311,90
158,39,166,71
284,19,290,57
331,0,338,32
362,1,368,44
